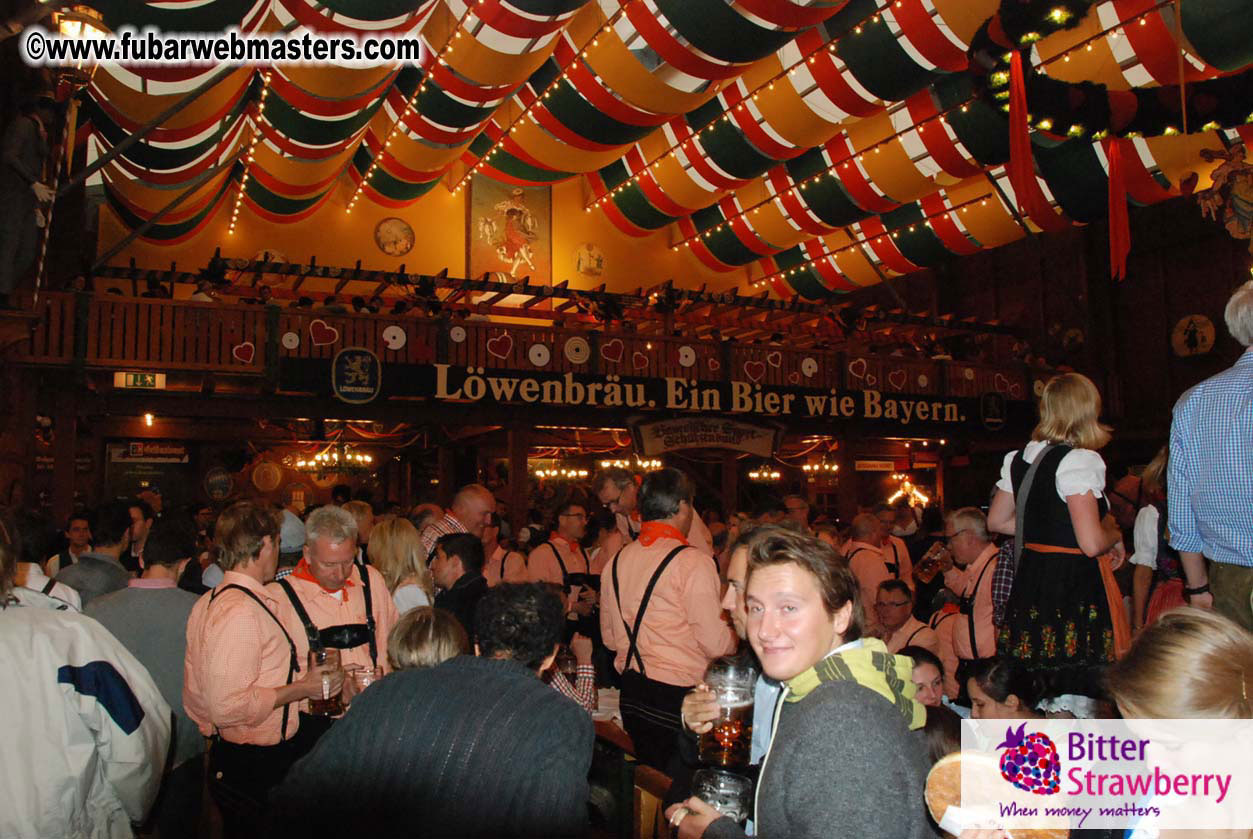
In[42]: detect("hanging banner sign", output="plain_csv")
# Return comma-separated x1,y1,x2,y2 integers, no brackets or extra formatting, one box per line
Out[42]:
633,417,781,457
109,442,189,463
280,359,1035,435
431,365,971,425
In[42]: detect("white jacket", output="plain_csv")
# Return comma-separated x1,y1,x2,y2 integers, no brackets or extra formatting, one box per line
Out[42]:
0,598,171,839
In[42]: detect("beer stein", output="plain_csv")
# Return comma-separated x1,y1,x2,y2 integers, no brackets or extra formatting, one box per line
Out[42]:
697,656,757,770
308,648,344,716
692,769,753,824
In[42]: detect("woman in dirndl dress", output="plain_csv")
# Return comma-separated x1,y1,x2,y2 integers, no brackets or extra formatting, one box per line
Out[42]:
987,373,1126,703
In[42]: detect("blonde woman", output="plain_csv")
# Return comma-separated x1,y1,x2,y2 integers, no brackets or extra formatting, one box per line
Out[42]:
987,373,1125,703
1129,446,1184,632
1106,608,1252,839
387,607,469,671
367,517,434,615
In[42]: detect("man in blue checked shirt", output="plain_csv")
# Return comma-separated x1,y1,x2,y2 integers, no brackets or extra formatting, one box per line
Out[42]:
1168,279,1253,632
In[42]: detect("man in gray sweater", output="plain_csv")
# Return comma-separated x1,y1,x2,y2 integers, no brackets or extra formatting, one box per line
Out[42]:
272,583,593,838
86,521,204,837
57,501,133,606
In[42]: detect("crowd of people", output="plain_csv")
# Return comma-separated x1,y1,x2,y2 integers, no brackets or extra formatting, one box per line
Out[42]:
0,280,1251,839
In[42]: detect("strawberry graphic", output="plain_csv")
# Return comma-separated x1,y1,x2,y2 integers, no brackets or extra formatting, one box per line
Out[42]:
996,723,1061,795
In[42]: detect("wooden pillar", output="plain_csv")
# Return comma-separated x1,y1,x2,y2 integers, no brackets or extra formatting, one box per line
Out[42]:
402,458,413,509
934,458,946,513
720,451,739,516
0,366,37,507
52,388,77,523
507,428,528,534
437,444,455,508
833,446,858,525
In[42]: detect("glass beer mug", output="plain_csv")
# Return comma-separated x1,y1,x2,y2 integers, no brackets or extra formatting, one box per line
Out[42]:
698,656,757,770
692,769,753,824
308,648,344,716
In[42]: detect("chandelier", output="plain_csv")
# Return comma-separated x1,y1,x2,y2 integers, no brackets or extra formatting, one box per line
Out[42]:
599,456,662,470
747,464,781,483
533,465,589,480
294,445,375,476
801,460,840,475
888,474,930,506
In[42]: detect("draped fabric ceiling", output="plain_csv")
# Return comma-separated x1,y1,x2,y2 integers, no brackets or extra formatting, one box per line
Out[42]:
82,0,1253,298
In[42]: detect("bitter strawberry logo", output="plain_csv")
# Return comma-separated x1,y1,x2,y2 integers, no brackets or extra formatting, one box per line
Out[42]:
997,723,1061,795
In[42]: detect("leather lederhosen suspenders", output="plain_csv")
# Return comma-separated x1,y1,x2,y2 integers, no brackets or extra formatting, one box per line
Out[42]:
958,557,996,660
545,540,597,594
210,584,300,742
884,542,903,578
903,624,928,647
275,562,380,669
847,546,900,581
611,545,688,678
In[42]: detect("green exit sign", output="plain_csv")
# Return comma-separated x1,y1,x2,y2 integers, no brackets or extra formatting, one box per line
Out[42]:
113,372,166,389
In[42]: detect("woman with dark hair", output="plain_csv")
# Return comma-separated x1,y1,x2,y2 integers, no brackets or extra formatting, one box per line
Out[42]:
666,528,929,839
965,657,1044,720
986,373,1126,705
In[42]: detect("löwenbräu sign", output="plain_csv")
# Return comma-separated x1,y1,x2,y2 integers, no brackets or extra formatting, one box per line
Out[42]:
429,364,1007,429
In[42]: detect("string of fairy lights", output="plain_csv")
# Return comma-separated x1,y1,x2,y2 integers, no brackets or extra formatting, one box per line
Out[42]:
228,70,273,236
448,7,632,196
750,190,999,288
345,3,486,214
582,0,907,212
673,1,1190,259
669,98,976,256
682,3,1202,291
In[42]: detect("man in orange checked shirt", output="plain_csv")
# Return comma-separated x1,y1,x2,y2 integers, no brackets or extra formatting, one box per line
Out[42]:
600,468,736,772
940,507,998,703
845,513,891,637
595,466,715,557
185,502,344,839
527,497,598,639
271,505,399,739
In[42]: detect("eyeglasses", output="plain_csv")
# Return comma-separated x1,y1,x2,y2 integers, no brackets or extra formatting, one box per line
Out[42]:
875,600,911,609
560,512,587,520
943,528,970,544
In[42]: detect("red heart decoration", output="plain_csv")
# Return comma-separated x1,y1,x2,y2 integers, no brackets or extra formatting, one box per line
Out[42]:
993,373,1011,394
888,370,906,391
787,371,801,385
1009,382,1023,399
848,357,867,379
232,342,255,364
632,351,650,371
309,319,339,346
486,332,514,360
708,358,721,372
866,374,878,386
601,338,624,364
766,351,782,368
743,360,766,382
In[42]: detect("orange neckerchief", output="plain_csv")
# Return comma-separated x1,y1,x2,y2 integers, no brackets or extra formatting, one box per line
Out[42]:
291,557,357,596
639,521,688,547
549,532,580,551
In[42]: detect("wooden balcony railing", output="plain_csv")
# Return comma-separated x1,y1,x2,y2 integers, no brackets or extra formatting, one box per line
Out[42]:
14,293,1044,402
